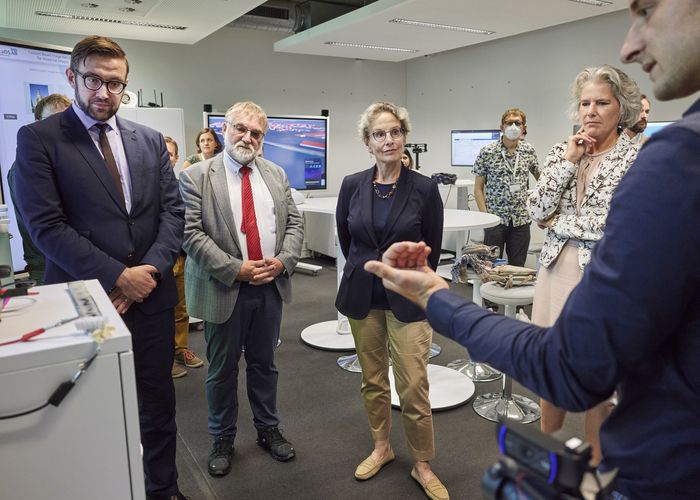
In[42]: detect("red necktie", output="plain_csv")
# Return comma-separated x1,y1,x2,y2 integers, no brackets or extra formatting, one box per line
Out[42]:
95,123,125,204
240,166,263,260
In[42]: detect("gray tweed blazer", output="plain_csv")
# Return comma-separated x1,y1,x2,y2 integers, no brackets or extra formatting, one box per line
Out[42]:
179,153,304,323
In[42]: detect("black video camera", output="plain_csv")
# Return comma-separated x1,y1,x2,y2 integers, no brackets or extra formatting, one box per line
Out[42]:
482,419,617,499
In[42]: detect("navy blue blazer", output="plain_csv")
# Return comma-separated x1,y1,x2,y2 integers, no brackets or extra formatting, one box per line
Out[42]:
335,166,443,323
14,106,184,314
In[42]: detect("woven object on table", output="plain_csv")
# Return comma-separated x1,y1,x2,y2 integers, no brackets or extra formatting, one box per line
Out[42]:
484,265,537,289
451,244,500,283
451,244,537,289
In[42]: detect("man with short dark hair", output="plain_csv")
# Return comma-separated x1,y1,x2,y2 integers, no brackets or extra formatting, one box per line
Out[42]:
7,93,71,284
624,93,651,143
15,35,186,500
473,108,539,266
365,1,700,497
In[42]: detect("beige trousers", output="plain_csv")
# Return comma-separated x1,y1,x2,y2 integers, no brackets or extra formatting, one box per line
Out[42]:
173,254,190,351
349,309,435,461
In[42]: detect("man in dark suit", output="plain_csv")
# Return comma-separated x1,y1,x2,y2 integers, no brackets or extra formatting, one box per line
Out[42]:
14,35,186,500
179,101,304,478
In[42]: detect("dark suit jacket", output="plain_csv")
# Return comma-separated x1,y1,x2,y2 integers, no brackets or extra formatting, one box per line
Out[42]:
335,166,443,323
14,106,184,314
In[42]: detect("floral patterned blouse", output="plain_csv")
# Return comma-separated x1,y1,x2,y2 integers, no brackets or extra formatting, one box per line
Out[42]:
473,139,540,226
528,133,639,270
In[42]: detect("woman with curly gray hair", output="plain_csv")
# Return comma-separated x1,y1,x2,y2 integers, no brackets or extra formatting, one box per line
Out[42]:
527,65,641,466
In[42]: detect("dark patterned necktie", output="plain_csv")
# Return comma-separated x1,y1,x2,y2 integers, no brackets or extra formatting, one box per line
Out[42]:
95,123,125,204
240,166,263,260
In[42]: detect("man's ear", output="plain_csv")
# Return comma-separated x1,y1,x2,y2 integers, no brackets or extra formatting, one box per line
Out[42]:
66,67,77,89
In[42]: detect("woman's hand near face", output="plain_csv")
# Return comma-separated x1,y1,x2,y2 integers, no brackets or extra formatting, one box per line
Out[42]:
564,127,596,164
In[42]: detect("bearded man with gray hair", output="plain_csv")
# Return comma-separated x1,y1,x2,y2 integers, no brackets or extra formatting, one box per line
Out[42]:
179,101,304,478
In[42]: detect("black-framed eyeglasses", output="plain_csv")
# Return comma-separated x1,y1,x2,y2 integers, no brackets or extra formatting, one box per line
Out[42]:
504,120,524,127
370,127,405,142
73,68,127,95
228,122,265,141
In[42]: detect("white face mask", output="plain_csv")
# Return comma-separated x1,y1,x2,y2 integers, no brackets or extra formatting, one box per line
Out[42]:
504,124,522,141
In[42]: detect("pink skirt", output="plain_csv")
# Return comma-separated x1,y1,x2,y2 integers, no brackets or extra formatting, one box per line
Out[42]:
532,245,584,327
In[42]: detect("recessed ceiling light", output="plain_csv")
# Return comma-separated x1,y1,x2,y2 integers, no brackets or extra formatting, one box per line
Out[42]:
324,41,418,53
389,18,494,35
118,7,136,12
35,11,187,30
80,2,99,7
568,0,612,6
124,0,143,4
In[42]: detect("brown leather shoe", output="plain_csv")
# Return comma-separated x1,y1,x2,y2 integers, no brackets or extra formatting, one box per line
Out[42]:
410,466,449,500
354,449,395,480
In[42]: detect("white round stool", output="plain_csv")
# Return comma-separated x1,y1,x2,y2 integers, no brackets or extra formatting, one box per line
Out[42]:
472,282,540,424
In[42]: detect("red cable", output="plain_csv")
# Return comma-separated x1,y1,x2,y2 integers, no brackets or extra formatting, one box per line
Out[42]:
0,316,78,347
0,327,48,347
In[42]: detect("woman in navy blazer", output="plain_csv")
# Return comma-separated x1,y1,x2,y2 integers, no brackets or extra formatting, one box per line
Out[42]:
336,102,447,499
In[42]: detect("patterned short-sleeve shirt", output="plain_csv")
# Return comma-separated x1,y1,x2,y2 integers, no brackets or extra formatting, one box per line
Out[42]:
472,139,540,226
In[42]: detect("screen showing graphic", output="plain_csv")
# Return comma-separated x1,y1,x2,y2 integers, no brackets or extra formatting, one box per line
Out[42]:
206,113,328,191
451,129,501,166
0,38,73,273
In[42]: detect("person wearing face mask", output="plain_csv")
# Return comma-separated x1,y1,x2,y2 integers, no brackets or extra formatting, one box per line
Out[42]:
473,108,540,267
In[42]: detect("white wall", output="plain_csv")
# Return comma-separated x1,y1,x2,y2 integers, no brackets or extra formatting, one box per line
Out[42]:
405,10,697,181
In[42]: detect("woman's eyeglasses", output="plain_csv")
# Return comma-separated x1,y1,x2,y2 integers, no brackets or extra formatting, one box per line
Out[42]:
370,127,405,142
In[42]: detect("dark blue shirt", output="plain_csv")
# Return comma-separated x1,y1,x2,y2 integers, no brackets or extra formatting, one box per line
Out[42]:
427,98,700,499
371,182,397,309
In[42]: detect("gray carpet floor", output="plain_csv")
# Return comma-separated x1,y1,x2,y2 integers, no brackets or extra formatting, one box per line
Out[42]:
172,258,584,500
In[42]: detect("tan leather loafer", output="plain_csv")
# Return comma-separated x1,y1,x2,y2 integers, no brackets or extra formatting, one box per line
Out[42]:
354,449,395,480
410,466,449,500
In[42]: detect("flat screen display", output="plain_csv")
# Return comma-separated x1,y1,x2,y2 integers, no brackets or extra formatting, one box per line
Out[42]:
644,120,674,137
451,129,501,166
0,37,73,273
205,113,328,191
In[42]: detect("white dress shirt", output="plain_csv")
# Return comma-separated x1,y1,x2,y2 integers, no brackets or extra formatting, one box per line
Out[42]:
72,103,133,212
222,152,276,260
